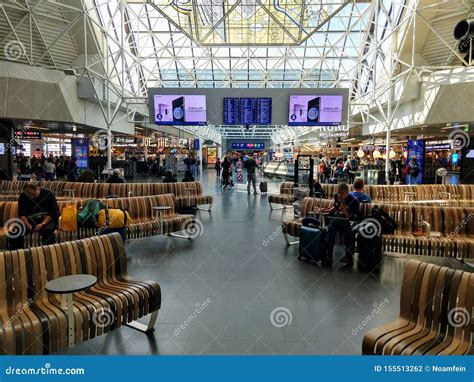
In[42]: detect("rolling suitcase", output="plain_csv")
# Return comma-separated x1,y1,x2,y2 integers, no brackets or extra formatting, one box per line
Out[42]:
259,181,268,193
298,217,328,264
357,235,382,271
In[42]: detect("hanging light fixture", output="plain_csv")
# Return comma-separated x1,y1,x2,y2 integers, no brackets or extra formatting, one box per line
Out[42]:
389,149,397,159
357,148,365,158
373,149,381,159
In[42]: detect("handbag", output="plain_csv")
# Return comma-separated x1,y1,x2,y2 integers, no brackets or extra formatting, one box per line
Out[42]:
27,212,48,227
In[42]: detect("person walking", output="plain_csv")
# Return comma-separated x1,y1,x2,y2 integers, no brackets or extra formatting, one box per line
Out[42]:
244,153,258,195
215,158,222,178
221,156,231,189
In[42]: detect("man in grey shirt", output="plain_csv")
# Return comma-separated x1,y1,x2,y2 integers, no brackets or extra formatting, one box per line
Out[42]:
244,154,258,194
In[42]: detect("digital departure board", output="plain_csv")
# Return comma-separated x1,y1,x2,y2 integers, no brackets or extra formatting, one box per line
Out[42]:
256,98,272,125
240,98,256,125
223,98,239,125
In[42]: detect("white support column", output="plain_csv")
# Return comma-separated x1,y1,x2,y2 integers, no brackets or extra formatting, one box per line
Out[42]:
197,128,203,181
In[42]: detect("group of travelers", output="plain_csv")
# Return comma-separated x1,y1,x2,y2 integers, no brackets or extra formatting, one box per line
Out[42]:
320,178,373,267
15,153,80,182
215,153,261,194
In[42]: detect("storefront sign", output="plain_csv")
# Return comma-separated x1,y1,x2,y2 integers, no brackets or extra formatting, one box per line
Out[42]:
114,137,136,144
231,142,265,150
14,130,42,140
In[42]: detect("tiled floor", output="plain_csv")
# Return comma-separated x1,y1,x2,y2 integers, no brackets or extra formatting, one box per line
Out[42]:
59,170,470,355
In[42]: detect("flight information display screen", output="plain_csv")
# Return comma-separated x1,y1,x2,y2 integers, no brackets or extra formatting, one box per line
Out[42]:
240,98,256,125
223,98,239,125
256,98,272,125
154,95,207,125
288,95,343,126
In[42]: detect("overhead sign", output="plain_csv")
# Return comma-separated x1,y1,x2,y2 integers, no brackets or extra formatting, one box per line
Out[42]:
14,130,42,140
231,142,265,150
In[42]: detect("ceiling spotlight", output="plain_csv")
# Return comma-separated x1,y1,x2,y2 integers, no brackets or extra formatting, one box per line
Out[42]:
73,126,77,132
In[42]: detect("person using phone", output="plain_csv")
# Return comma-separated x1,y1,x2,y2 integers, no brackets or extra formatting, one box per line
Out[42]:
9,182,59,250
322,183,361,267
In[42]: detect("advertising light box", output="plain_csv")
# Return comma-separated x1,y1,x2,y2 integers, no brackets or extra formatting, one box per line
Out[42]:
288,95,343,126
154,95,207,125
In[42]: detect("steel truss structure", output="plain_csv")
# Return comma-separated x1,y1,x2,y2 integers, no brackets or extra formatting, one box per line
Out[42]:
0,0,472,147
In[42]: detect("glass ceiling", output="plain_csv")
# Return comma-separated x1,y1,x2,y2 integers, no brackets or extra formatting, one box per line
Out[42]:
91,1,406,99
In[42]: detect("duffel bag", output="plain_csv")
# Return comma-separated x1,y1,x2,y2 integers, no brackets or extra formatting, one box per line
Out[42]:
97,207,131,229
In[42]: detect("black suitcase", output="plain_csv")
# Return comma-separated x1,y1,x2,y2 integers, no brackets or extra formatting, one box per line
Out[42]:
298,218,328,264
357,235,382,271
259,181,268,193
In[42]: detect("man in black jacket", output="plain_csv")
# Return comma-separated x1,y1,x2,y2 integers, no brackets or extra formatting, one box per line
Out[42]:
8,182,59,250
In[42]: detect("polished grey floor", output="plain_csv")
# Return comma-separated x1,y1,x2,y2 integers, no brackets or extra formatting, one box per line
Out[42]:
60,170,470,355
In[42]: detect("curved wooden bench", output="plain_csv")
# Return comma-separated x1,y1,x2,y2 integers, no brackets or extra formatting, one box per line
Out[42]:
0,195,195,249
282,197,333,245
0,180,214,211
268,182,295,210
0,233,161,355
362,259,473,355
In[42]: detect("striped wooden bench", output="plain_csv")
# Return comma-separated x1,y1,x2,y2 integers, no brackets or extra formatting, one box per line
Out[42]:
0,180,213,210
0,233,161,355
362,259,473,355
268,182,295,210
0,194,195,249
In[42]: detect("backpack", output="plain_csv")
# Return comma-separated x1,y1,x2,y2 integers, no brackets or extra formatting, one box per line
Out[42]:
410,164,419,177
370,206,397,235
77,199,105,229
319,163,326,173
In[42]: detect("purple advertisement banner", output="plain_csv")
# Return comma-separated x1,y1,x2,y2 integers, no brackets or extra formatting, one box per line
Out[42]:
288,95,343,126
154,95,207,125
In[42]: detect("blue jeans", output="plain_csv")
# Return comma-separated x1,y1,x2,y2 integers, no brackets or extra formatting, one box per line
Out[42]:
327,218,355,259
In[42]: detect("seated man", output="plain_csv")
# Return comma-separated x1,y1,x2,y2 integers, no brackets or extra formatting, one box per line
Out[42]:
322,183,361,267
9,182,59,250
106,168,125,183
350,178,372,203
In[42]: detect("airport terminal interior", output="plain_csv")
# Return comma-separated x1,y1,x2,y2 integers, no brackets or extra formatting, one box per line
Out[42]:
0,0,473,356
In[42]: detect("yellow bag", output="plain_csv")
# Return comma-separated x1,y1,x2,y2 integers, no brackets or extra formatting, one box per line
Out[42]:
60,205,78,231
97,208,131,229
